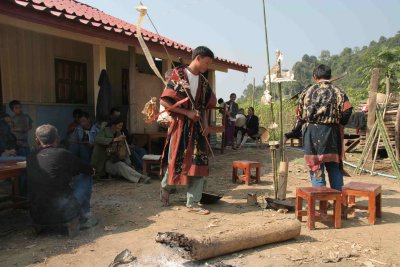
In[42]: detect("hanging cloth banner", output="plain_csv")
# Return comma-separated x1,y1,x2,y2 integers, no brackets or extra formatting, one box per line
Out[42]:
136,5,166,86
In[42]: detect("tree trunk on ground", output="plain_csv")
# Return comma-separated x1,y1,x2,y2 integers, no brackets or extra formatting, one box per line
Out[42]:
155,219,301,261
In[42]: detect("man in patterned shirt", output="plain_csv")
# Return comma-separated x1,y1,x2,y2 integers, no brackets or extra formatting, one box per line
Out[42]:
297,64,352,190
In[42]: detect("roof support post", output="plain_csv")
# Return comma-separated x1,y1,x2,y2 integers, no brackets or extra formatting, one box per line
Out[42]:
92,44,106,117
128,45,137,133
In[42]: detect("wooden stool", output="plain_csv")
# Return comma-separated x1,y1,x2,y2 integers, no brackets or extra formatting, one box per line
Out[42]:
296,186,342,230
342,182,382,225
142,154,162,177
232,160,261,185
289,137,302,147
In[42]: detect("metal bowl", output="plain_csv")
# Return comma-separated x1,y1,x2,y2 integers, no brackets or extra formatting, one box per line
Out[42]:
200,192,223,204
265,197,296,212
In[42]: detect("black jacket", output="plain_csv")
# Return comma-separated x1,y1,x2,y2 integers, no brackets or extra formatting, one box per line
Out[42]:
246,115,259,136
27,147,93,224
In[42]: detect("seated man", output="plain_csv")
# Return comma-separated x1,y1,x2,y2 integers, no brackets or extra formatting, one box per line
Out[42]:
236,107,259,149
0,113,18,158
27,124,97,231
0,113,27,195
69,111,99,163
67,108,83,136
91,117,151,183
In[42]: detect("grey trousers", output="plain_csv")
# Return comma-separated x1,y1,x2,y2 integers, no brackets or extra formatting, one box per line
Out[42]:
105,157,143,183
161,169,204,207
161,133,205,207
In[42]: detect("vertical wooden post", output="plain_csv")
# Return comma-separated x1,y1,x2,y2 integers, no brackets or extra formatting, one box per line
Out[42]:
207,69,218,151
367,69,380,137
252,77,255,107
395,105,400,160
367,68,380,159
161,59,172,87
92,45,106,117
208,69,216,124
385,75,391,95
128,46,137,133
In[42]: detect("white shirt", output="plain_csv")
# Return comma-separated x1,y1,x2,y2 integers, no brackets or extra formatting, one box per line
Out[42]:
185,68,199,99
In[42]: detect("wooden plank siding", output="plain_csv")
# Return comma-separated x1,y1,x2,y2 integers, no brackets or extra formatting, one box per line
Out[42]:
0,23,94,105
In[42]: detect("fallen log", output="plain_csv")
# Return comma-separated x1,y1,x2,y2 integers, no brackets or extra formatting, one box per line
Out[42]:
155,219,301,260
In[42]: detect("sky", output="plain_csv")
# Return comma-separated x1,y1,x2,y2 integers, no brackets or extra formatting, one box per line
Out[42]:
79,0,400,100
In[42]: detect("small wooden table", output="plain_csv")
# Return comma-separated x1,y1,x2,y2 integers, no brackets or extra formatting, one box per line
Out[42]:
296,186,342,230
232,160,261,185
342,182,382,225
0,161,26,207
142,155,162,177
132,132,167,154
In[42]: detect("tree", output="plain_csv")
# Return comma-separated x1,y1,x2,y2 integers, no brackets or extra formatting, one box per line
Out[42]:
319,50,331,63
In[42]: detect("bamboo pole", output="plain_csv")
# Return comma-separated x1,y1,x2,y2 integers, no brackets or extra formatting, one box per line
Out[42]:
376,107,400,179
371,94,391,173
252,77,255,107
262,0,275,122
278,82,284,160
354,121,378,174
269,141,278,199
366,68,380,157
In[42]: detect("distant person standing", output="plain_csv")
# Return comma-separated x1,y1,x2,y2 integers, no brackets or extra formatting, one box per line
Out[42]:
297,64,352,191
225,93,238,147
9,100,33,157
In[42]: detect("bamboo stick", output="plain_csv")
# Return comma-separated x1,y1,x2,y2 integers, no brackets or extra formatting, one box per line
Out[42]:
371,94,391,173
376,108,400,178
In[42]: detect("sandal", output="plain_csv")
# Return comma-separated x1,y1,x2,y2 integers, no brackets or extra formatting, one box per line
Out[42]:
187,207,210,215
160,187,170,207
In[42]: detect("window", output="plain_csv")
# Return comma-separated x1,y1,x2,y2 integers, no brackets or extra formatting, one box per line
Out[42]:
55,59,87,104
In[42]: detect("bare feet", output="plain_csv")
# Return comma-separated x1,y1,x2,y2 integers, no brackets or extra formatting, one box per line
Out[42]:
160,187,170,207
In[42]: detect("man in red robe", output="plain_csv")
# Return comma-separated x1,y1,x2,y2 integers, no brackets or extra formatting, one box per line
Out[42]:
160,46,216,214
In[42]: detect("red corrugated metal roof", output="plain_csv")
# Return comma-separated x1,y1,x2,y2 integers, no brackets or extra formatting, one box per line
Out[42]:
9,0,251,72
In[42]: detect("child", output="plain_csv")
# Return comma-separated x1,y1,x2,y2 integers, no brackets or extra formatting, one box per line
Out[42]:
9,100,33,156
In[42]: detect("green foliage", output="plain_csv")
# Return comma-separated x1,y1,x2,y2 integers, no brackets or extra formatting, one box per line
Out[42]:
238,31,400,114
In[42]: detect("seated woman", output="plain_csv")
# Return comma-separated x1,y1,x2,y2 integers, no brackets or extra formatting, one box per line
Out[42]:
236,107,259,149
91,117,151,183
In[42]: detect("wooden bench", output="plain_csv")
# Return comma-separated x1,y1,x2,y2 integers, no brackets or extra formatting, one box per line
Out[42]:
296,186,342,230
288,137,302,147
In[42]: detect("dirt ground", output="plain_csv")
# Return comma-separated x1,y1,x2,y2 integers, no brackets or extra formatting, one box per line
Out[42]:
0,146,399,267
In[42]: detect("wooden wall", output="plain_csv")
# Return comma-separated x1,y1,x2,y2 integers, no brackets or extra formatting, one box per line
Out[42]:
0,23,207,135
131,73,163,133
0,24,94,104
